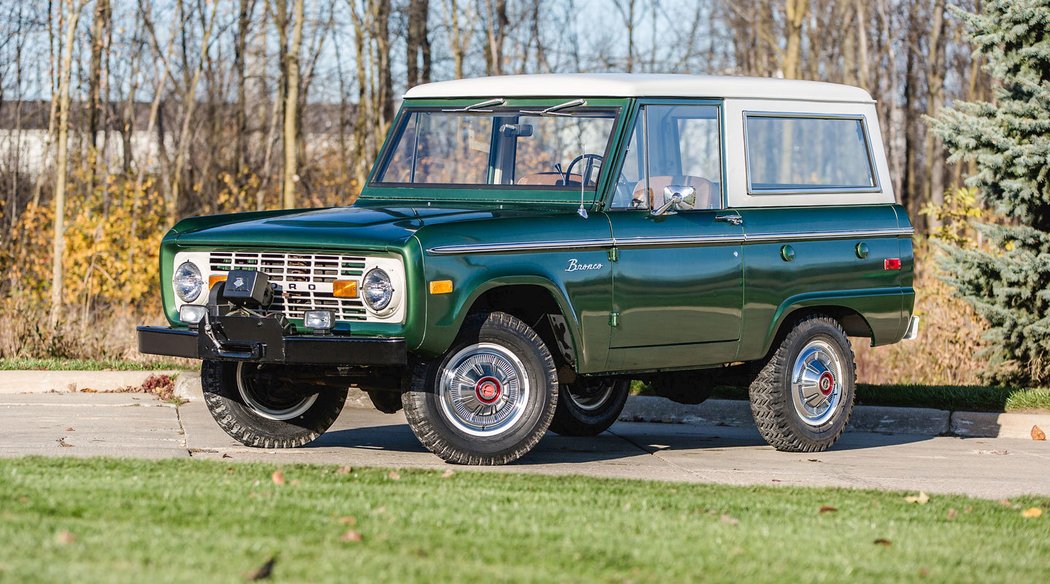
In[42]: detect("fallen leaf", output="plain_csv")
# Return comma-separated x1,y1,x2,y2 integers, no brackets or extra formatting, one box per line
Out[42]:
55,531,76,545
1021,507,1043,519
340,530,363,543
441,469,455,478
918,568,929,577
387,471,401,481
338,516,357,526
79,388,98,393
904,492,930,505
946,508,958,521
64,427,75,432
719,514,739,526
873,538,892,546
271,471,285,486
246,556,276,581
222,453,232,459
336,465,352,475
999,499,1013,507
807,458,821,463
819,505,838,514
1032,425,1046,441
57,437,73,448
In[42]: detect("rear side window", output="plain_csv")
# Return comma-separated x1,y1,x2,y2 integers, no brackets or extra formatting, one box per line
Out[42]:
744,114,877,193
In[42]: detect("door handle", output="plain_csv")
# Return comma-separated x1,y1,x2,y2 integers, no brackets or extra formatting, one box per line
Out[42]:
715,214,743,226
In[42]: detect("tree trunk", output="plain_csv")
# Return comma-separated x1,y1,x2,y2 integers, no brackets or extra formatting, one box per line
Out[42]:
923,0,947,227
50,0,85,327
406,0,431,87
782,0,808,79
281,0,305,209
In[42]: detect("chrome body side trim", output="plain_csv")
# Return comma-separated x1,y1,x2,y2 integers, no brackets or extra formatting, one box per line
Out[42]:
742,228,915,243
427,227,914,255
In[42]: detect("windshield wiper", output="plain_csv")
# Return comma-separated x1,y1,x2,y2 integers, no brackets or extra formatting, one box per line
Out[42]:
441,98,505,113
520,98,588,117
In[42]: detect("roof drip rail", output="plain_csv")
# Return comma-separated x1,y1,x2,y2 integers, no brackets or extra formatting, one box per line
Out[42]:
441,98,506,113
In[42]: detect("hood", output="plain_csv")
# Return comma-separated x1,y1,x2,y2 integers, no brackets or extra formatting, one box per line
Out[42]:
171,203,554,251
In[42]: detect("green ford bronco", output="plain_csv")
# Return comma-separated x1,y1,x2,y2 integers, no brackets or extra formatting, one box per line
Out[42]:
139,74,918,465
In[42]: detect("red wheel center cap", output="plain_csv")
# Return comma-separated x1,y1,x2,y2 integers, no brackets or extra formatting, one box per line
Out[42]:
475,377,502,404
818,372,836,396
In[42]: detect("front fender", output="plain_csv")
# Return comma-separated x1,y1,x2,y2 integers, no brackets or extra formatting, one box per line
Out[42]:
415,251,612,372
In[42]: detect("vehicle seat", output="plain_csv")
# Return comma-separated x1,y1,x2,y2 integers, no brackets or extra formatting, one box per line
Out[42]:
633,176,718,209
517,172,584,187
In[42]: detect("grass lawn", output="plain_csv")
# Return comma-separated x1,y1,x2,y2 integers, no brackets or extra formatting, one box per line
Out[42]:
0,357,194,371
0,457,1047,583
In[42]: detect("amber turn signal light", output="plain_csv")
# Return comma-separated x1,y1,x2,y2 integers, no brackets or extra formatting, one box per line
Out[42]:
333,280,359,298
429,280,454,295
208,274,228,288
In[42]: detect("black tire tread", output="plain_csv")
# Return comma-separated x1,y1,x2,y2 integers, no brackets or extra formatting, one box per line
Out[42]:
201,361,347,449
748,315,856,453
401,312,558,465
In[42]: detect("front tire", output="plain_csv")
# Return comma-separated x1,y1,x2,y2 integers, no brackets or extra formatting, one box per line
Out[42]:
402,312,558,465
748,316,856,452
201,361,348,448
549,377,629,436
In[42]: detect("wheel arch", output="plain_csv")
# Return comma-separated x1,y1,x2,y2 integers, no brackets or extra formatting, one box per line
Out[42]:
760,303,874,361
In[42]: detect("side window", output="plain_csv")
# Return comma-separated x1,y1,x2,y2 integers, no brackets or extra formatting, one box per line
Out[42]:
745,115,876,192
611,105,723,210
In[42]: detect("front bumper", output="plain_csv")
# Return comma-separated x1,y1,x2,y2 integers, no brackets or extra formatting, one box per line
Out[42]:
137,320,407,366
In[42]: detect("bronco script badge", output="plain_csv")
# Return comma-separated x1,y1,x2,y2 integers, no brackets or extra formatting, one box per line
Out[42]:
565,258,603,272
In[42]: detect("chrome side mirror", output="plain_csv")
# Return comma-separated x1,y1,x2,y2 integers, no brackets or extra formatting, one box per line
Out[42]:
651,185,696,217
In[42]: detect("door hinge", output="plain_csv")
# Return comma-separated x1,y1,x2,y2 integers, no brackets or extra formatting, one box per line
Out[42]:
609,311,620,327
608,247,619,262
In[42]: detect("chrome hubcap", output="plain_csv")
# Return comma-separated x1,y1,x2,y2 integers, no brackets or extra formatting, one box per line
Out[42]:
236,363,318,421
790,339,845,427
438,342,530,437
565,379,616,412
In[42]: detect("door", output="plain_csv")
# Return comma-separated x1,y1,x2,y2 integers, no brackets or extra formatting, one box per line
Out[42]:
606,103,744,371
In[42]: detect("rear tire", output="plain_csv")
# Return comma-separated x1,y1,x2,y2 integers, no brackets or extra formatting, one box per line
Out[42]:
748,316,856,452
201,361,348,448
402,312,558,465
549,377,629,436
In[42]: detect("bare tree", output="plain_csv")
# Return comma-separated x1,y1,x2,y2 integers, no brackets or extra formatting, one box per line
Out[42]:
50,0,86,326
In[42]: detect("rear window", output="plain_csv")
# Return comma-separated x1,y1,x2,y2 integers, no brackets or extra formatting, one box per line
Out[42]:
744,114,877,193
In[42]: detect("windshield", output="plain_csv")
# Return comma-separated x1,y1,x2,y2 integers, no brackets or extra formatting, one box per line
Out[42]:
373,106,619,190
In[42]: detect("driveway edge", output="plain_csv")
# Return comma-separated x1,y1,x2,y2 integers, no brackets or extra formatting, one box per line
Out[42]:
4,371,1048,440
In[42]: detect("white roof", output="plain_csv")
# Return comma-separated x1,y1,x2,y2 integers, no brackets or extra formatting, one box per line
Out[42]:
404,74,874,103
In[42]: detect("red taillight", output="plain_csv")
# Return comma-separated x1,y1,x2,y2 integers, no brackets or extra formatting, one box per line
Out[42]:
884,258,902,270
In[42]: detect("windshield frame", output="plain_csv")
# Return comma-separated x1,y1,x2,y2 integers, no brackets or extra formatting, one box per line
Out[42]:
362,97,630,206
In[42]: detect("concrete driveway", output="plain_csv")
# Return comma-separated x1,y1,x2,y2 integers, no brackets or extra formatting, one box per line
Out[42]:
1,390,1048,500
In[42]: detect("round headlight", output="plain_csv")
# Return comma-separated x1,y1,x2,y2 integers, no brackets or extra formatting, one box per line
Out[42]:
362,268,394,313
173,261,204,303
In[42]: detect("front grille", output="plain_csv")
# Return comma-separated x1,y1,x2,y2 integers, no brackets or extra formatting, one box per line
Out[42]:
208,251,368,321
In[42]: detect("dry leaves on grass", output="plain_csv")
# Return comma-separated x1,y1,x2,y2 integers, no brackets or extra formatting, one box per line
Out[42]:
271,471,285,486
873,538,893,547
387,471,401,481
904,492,930,505
442,469,455,478
1032,425,1046,441
55,531,76,545
340,530,363,543
338,516,357,526
719,514,739,526
947,508,958,520
1021,507,1043,519
245,556,276,581
819,505,838,514
336,465,352,475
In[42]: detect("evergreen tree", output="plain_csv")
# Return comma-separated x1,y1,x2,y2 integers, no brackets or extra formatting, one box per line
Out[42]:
929,0,1050,384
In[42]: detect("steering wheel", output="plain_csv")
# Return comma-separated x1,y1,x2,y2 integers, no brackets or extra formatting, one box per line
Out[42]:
563,153,604,187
